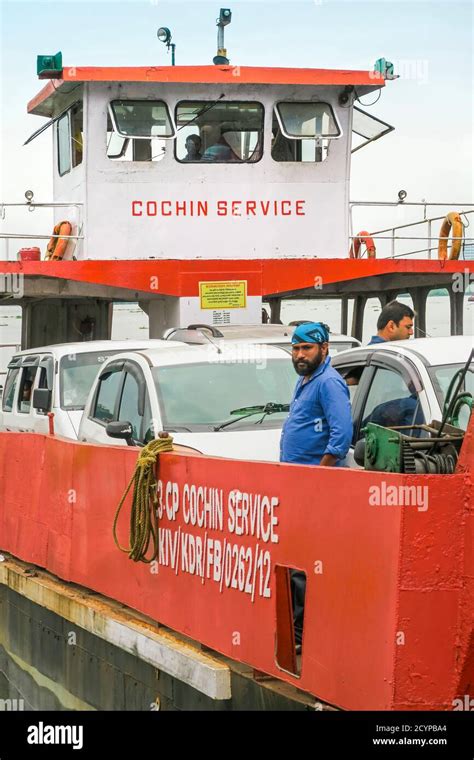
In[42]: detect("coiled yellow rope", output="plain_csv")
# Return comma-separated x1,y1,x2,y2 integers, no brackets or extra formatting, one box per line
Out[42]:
113,435,174,563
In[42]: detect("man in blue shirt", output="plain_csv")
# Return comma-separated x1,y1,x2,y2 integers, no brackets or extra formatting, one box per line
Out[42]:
280,322,353,652
280,322,353,466
368,300,415,345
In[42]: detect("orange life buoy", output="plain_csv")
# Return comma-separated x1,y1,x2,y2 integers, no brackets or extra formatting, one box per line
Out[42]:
349,230,376,259
438,212,463,261
45,220,73,261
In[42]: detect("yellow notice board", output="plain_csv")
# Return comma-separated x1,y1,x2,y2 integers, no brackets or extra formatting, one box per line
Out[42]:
199,281,247,310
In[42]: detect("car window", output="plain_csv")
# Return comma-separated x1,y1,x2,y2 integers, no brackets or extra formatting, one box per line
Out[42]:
60,351,120,410
38,358,54,390
359,367,424,438
2,367,20,412
93,369,123,424
336,365,366,405
117,371,143,441
17,366,38,414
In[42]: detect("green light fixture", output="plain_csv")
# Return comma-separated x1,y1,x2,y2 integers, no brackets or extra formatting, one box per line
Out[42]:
37,52,63,78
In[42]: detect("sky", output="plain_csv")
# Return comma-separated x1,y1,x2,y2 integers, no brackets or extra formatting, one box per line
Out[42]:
0,0,473,239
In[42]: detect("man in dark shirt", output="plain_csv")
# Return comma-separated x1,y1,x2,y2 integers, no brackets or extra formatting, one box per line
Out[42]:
183,134,202,161
368,300,415,345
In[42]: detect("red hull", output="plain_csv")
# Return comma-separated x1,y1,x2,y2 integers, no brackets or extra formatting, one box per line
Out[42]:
1,420,473,710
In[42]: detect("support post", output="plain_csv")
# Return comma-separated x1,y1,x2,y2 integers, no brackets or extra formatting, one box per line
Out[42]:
379,291,398,308
268,298,282,325
341,297,349,335
409,287,429,338
449,290,464,335
351,296,367,342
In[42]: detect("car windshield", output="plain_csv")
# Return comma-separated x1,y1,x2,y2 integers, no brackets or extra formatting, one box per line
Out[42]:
330,341,358,354
152,359,295,431
428,362,474,430
428,363,474,402
60,351,121,410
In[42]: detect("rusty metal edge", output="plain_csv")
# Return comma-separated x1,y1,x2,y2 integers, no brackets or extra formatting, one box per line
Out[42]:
0,554,231,701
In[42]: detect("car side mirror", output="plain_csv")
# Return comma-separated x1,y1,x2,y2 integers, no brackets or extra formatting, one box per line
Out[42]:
106,421,134,445
32,388,52,412
354,438,366,467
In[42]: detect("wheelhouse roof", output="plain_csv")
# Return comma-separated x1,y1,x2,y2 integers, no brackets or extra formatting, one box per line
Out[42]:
28,65,385,116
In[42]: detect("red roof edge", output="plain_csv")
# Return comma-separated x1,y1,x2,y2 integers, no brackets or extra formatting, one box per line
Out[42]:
28,65,385,113
27,79,66,114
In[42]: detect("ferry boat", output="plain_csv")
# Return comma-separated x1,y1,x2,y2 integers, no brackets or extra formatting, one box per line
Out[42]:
0,9,473,714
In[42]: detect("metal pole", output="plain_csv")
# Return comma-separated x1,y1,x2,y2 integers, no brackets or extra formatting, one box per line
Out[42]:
171,43,176,66
217,25,224,51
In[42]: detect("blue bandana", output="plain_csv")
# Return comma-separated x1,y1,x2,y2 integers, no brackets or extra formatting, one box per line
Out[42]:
291,322,330,345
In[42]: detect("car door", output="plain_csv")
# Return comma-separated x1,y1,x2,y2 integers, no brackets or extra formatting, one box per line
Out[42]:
333,350,430,467
353,354,430,449
80,358,156,446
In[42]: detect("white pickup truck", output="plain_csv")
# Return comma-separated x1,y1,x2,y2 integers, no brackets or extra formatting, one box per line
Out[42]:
0,340,184,438
78,343,296,461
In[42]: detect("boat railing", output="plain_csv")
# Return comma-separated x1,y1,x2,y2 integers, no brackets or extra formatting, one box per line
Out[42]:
0,201,84,261
2,199,474,261
349,201,474,259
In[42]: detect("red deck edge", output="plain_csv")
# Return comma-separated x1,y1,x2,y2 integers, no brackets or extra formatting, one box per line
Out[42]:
2,258,472,297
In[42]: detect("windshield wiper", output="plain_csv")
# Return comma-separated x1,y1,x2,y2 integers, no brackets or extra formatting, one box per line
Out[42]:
177,95,226,132
213,402,290,431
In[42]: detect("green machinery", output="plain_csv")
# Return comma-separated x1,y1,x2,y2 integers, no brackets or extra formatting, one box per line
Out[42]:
358,421,466,474
356,352,473,474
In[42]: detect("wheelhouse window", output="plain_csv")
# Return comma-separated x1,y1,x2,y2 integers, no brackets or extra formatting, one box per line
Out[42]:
107,100,174,162
57,103,83,176
175,101,264,163
351,106,394,153
272,102,340,163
